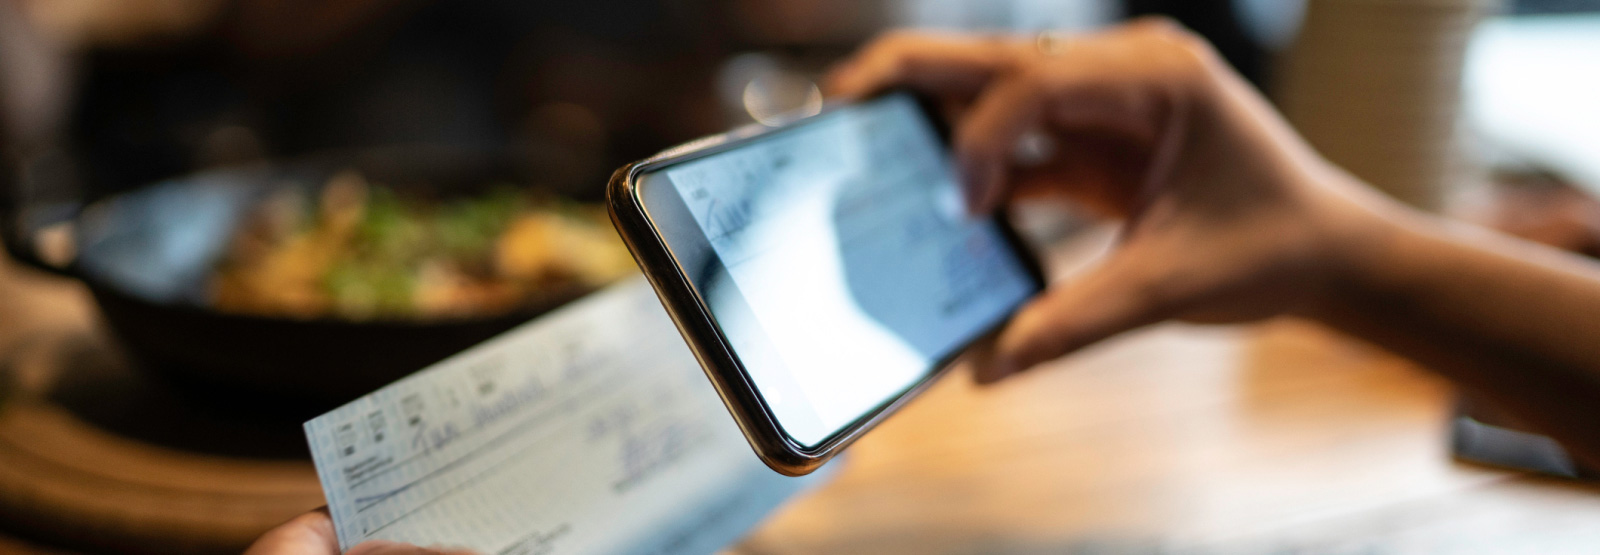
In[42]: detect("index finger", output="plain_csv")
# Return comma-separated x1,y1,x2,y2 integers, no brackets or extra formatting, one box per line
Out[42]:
825,32,1021,101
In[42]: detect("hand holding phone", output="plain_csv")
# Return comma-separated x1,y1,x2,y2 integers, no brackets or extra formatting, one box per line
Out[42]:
608,93,1044,475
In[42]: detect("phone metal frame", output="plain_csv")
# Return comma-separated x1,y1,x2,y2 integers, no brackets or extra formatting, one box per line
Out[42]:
606,95,1046,476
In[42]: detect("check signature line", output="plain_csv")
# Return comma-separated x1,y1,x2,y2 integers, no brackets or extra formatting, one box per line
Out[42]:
348,451,425,491
359,374,679,540
351,372,626,512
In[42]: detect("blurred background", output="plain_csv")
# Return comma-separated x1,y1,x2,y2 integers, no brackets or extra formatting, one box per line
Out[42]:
3,0,1600,553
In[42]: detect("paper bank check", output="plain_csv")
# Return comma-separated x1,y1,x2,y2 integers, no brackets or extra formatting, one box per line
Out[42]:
304,279,825,554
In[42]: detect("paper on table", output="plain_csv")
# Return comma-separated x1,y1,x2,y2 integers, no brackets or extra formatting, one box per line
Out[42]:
304,278,825,554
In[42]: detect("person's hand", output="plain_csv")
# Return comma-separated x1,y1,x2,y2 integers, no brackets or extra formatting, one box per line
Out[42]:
245,508,476,555
828,20,1405,382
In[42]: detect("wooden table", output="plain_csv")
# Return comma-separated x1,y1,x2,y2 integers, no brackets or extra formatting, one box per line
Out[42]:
4,237,1600,553
739,229,1600,553
0,257,326,554
740,319,1600,553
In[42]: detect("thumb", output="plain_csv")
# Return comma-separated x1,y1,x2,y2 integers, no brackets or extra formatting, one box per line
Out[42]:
973,246,1187,384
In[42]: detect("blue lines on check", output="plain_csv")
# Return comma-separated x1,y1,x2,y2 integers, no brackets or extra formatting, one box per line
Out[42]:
350,371,633,514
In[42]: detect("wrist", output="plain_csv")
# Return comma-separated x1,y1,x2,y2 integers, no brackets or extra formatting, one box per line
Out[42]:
1294,170,1435,327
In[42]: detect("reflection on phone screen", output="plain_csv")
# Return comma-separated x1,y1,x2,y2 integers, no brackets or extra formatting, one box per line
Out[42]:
647,94,1037,446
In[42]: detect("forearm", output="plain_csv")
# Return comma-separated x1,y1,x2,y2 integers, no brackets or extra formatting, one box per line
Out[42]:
1314,193,1600,467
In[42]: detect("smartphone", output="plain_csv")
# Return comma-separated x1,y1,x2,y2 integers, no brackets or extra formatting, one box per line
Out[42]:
606,92,1046,476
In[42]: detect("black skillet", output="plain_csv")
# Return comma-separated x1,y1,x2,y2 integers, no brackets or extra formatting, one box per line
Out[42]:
2,147,595,417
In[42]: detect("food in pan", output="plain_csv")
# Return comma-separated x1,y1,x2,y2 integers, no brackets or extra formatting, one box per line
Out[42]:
211,170,634,320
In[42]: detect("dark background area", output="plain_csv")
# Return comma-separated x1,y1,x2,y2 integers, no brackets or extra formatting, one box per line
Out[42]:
4,0,1595,208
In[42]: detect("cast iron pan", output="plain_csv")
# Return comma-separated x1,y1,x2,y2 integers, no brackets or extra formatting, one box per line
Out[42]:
3,147,596,417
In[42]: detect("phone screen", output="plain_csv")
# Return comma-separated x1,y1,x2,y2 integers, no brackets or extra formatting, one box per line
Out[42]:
638,93,1040,447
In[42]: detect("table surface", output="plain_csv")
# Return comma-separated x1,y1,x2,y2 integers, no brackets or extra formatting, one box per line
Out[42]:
739,228,1600,554
4,236,1600,553
740,319,1600,554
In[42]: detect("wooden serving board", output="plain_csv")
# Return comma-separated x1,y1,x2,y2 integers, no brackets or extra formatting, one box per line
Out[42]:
0,259,324,554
